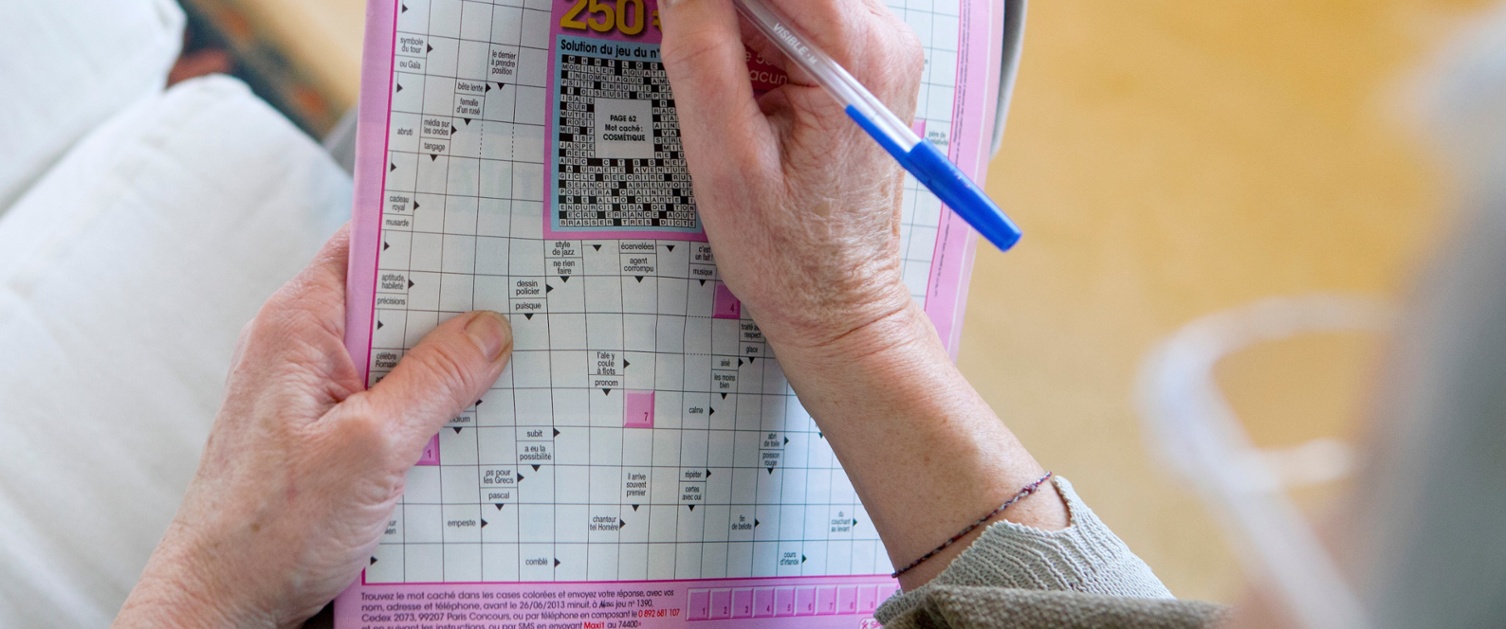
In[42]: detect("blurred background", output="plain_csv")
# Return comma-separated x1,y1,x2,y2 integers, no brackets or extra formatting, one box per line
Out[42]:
179,0,1491,604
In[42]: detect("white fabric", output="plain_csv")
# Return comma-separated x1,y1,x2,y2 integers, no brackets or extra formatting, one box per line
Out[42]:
0,0,185,212
0,76,349,627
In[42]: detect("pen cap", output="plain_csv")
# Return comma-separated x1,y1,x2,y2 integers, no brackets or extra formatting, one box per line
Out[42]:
905,142,1022,251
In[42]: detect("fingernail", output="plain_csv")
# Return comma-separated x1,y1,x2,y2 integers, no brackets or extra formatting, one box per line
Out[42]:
466,312,511,363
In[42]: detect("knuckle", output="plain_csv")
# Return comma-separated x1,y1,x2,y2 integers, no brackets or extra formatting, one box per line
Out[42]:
900,32,926,79
234,319,256,348
661,33,728,85
881,21,926,86
241,308,333,371
263,274,312,314
247,309,294,346
816,4,858,43
263,269,344,323
842,9,926,111
329,412,393,458
319,410,413,478
231,312,289,374
413,341,479,398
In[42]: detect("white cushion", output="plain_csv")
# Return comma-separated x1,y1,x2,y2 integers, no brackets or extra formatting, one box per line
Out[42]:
0,0,185,211
0,76,350,627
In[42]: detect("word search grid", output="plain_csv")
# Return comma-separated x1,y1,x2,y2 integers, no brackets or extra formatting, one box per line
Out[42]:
345,3,996,624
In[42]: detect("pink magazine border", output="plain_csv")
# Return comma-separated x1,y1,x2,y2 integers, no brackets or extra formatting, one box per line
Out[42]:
947,0,1008,357
336,575,898,627
360,573,893,588
339,0,1001,615
923,0,999,357
344,0,400,382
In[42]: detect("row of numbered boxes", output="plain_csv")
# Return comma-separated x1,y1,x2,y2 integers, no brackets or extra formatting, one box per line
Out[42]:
686,583,899,621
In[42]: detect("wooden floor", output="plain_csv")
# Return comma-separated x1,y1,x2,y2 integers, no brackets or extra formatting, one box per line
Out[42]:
243,0,1493,602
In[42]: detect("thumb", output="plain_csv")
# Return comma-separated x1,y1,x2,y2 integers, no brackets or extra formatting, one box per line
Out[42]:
358,311,512,456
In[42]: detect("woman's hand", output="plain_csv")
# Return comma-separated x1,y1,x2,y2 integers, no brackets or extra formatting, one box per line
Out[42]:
660,0,926,353
114,228,513,628
661,0,1068,590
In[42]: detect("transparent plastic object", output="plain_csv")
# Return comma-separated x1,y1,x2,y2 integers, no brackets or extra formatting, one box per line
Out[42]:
1137,295,1396,629
732,0,923,151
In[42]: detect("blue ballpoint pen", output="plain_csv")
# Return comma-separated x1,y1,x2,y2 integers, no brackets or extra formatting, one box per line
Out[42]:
732,0,1022,251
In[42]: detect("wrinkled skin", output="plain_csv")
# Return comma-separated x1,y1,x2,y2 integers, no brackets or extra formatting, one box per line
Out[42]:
114,228,512,628
114,1,1063,626
660,0,927,352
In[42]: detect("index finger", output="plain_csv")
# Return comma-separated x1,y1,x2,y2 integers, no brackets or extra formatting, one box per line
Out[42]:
659,0,775,169
744,0,924,105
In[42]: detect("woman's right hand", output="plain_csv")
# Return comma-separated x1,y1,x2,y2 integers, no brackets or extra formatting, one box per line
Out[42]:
659,0,927,354
660,0,1067,591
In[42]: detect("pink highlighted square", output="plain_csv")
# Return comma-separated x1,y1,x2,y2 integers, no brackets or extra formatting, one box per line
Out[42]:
858,585,879,613
775,587,796,616
623,391,655,429
687,590,710,620
754,588,775,617
817,586,838,615
709,589,732,619
732,588,754,618
417,435,441,466
838,586,858,614
796,587,817,616
712,284,742,320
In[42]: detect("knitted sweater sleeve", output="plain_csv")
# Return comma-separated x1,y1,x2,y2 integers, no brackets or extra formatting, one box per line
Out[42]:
875,476,1172,624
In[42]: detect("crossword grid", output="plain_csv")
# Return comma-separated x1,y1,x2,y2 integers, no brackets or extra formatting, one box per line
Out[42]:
554,49,697,231
367,0,962,584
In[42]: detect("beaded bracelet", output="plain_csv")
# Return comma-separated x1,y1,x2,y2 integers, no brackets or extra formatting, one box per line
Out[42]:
890,471,1055,579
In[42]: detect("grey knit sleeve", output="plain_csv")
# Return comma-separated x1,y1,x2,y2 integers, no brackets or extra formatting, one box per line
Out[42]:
875,476,1171,623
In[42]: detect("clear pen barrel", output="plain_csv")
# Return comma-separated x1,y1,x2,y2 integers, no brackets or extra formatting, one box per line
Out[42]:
733,0,923,150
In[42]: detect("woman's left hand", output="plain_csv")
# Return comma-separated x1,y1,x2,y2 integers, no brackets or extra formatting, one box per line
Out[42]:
114,227,514,628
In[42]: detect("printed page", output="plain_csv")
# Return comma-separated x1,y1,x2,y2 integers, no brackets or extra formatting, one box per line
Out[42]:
339,0,1002,627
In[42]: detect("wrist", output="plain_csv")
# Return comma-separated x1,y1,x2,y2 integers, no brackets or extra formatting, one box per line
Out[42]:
116,523,277,629
767,297,942,375
769,299,970,439
763,297,1071,585
743,265,919,352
